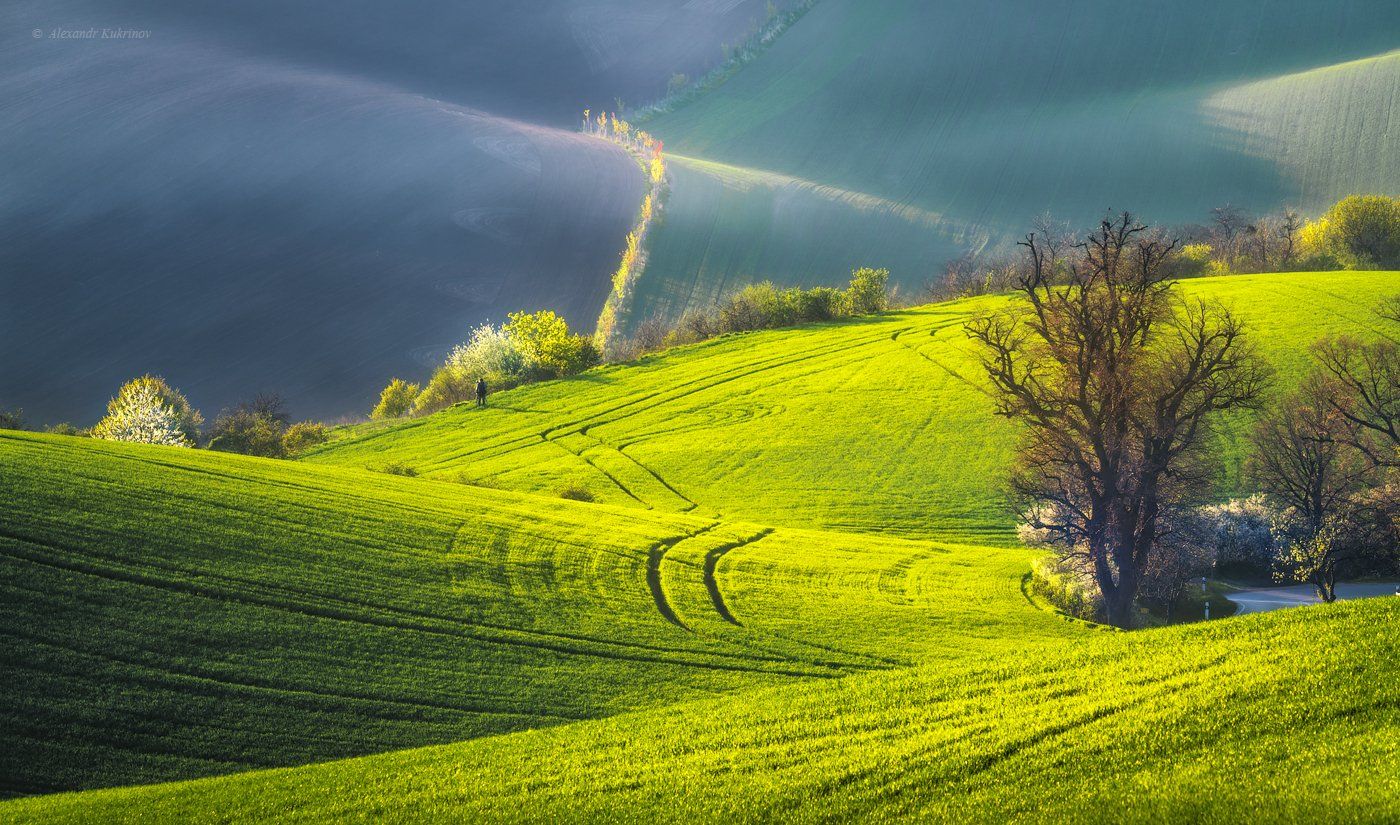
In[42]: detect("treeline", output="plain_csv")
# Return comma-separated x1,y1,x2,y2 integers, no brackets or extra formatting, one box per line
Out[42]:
373,268,892,419
581,109,669,353
619,267,889,358
3,376,330,458
937,194,1400,300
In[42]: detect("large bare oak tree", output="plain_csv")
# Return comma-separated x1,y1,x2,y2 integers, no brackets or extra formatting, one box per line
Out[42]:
967,214,1268,627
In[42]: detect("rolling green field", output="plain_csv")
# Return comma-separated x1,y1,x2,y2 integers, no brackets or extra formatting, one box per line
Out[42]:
8,597,1396,823
629,0,1400,323
307,271,1398,542
0,434,1074,798
3,271,1397,821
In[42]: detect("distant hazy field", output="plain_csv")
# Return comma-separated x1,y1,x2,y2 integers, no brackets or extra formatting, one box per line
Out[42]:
632,0,1400,324
0,0,774,423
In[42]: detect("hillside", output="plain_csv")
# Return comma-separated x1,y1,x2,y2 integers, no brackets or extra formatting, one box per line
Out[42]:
0,431,1074,796
630,0,1400,323
306,271,1399,543
2,271,1397,819
7,589,1397,821
0,0,777,424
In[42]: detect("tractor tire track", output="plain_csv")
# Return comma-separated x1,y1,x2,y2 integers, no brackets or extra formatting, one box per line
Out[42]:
0,535,836,678
703,527,774,625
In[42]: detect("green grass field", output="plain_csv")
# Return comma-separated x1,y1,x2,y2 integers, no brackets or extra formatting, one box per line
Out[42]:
307,271,1398,542
628,0,1400,323
3,271,1397,821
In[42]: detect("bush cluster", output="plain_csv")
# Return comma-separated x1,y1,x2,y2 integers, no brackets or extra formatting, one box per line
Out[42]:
206,393,329,458
36,378,334,457
621,268,889,357
932,195,1400,301
406,311,601,417
1027,557,1105,623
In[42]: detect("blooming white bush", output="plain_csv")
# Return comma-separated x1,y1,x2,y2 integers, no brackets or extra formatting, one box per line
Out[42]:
91,376,201,446
412,324,528,414
445,323,526,380
1198,495,1278,573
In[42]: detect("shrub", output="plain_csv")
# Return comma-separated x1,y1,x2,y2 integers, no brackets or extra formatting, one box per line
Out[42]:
790,286,844,321
208,394,289,457
630,316,670,355
0,408,22,430
1299,195,1400,270
666,308,718,347
556,484,597,502
1027,556,1104,623
44,422,85,437
377,461,418,477
843,267,890,315
281,421,329,455
505,310,599,378
415,324,527,414
371,379,419,420
1198,496,1278,576
92,376,202,447
718,282,784,332
1169,243,1214,278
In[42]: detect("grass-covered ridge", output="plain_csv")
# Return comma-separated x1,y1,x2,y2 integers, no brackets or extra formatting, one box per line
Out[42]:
3,271,1397,820
308,271,1399,543
9,598,1397,822
0,432,1074,797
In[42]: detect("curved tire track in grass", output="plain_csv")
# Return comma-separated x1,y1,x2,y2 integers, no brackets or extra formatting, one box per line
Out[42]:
0,535,831,679
703,527,774,626
644,524,723,632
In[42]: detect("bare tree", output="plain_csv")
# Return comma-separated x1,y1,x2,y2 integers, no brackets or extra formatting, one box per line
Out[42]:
1250,381,1377,601
1313,296,1400,470
1250,382,1375,534
967,213,1268,627
1278,209,1303,269
1210,204,1253,267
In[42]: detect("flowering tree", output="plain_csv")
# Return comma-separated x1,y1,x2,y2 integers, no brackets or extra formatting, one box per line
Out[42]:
92,376,201,446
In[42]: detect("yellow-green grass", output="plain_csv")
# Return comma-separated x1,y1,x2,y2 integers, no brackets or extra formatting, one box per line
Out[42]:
4,271,1397,818
10,597,1396,822
0,432,1074,796
630,0,1400,320
309,272,1399,544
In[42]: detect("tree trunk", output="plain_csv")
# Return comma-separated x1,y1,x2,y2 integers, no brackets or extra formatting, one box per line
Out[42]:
1104,587,1136,628
1317,566,1338,603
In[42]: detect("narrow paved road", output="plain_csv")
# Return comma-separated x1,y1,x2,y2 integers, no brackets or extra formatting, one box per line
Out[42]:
1228,582,1400,614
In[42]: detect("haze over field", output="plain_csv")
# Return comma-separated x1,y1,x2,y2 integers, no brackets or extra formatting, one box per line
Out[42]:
3,4,1399,821
633,0,1400,323
0,0,774,423
7,0,1397,422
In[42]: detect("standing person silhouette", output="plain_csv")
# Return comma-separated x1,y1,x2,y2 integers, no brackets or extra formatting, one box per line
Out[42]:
475,377,488,407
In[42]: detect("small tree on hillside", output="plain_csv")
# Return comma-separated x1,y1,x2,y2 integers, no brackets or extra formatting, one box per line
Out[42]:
209,393,291,457
92,376,202,447
843,267,890,315
371,379,420,420
281,421,329,455
505,310,599,378
966,213,1268,627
